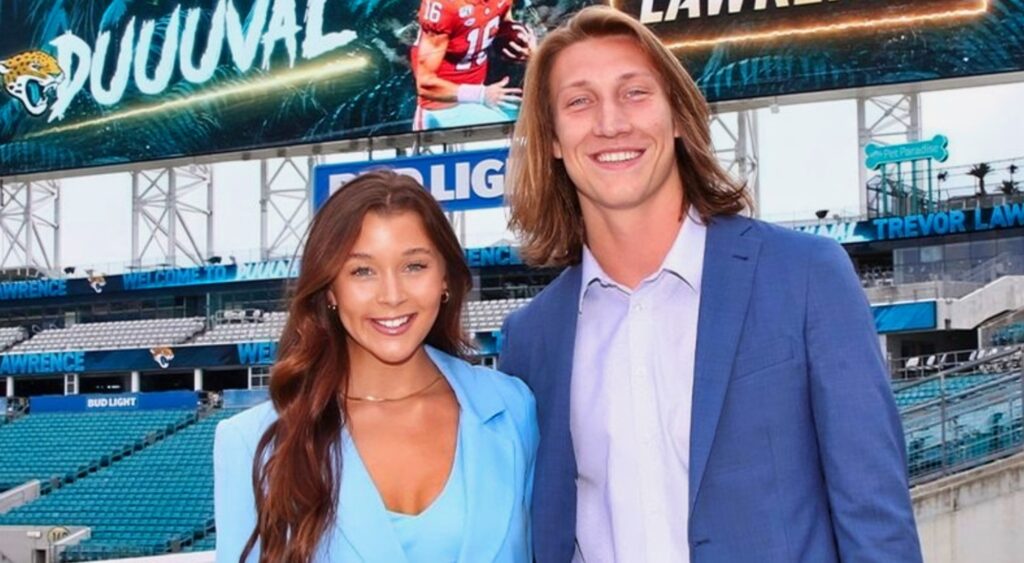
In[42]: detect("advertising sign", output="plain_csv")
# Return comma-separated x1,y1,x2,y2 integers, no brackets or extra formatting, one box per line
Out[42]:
0,246,522,306
865,136,950,170
313,148,508,212
0,341,278,376
30,390,196,413
2,1,1022,177
0,258,297,303
795,203,1024,244
872,301,938,333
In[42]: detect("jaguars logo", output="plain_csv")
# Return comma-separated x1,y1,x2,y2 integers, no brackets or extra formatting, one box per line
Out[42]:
0,50,64,117
150,346,175,369
87,272,107,294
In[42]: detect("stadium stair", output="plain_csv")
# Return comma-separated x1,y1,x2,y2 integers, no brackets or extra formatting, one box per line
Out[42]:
945,275,1024,330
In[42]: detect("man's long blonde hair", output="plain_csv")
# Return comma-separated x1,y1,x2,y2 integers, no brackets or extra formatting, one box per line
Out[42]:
507,5,752,267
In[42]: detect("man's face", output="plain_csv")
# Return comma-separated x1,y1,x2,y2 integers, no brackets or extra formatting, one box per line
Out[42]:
549,35,682,217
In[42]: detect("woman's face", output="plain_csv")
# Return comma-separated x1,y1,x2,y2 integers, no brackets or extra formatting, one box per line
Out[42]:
328,211,448,368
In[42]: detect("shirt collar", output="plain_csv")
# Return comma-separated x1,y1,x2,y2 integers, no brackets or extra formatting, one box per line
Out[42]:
578,207,706,312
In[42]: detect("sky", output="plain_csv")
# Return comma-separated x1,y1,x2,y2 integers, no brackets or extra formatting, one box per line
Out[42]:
48,80,1024,274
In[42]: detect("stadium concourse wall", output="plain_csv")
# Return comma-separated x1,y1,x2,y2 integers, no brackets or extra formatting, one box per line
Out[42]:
912,451,1024,563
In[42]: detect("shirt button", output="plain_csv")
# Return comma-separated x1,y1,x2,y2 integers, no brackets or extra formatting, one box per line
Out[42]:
632,303,644,312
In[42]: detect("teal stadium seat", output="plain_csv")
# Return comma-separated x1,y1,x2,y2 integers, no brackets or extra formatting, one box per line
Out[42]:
0,410,194,491
0,408,240,561
892,373,999,410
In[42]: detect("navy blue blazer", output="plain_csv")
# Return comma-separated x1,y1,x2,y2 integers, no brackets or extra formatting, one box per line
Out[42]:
214,346,538,562
500,214,922,563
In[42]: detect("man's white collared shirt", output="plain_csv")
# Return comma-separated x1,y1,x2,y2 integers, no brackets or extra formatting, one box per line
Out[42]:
571,213,706,562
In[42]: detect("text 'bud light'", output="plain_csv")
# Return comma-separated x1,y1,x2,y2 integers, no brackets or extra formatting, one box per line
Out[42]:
312,148,509,213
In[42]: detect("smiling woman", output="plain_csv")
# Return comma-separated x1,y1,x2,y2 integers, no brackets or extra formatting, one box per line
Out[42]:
212,170,538,563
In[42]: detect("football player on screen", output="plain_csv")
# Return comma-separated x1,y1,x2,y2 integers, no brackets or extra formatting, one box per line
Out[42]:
411,0,536,131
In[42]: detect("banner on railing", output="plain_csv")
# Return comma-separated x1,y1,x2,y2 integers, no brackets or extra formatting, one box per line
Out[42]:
0,341,278,376
795,204,1024,244
0,245,523,305
872,301,937,333
30,390,196,413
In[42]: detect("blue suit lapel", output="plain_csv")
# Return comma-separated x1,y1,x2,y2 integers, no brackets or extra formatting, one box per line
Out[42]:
537,268,581,476
689,215,761,517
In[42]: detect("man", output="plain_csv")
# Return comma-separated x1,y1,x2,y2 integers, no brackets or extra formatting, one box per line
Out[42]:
500,6,922,562
411,0,535,131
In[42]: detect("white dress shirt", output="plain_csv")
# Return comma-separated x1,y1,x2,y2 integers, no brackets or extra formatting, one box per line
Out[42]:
571,212,706,563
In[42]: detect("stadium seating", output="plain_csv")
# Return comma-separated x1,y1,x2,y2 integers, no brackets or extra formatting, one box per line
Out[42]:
0,326,28,352
463,298,530,333
990,322,1024,346
0,408,240,561
9,318,205,352
892,373,1000,409
903,377,1023,481
858,265,895,288
0,410,195,492
189,311,288,344
189,299,530,345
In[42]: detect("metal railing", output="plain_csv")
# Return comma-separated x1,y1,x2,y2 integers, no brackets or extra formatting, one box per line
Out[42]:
889,347,1018,380
899,346,1024,485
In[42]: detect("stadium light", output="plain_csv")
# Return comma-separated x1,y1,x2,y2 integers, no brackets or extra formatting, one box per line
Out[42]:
207,256,223,265
63,266,76,275
815,209,829,220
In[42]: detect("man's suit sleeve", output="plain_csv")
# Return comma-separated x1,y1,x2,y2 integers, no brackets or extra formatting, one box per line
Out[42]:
805,239,923,562
499,311,524,382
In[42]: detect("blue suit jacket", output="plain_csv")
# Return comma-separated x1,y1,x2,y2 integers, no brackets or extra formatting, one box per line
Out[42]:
214,346,538,562
500,215,922,563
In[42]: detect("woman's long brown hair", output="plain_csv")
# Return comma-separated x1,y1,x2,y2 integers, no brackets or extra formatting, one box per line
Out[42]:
241,170,472,562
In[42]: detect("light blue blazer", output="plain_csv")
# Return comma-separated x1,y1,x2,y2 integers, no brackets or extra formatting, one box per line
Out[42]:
214,346,538,562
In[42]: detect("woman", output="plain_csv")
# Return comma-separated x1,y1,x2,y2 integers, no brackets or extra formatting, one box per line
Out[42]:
214,170,537,562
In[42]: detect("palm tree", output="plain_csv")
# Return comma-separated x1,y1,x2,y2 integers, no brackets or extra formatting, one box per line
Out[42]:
1010,164,1019,183
968,163,993,195
1000,180,1019,195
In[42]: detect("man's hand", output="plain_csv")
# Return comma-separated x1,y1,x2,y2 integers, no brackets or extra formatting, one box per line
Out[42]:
484,76,523,109
500,24,537,62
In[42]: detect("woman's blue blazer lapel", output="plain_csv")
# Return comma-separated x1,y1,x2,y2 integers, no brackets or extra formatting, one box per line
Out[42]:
430,347,518,562
329,436,410,562
328,347,518,562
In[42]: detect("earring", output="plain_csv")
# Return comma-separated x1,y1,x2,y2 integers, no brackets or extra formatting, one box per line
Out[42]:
441,290,450,304
327,303,338,312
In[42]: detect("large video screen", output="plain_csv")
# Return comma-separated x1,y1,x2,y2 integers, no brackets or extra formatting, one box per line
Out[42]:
1,0,1021,177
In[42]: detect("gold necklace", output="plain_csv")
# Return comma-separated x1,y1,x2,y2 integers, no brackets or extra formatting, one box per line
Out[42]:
346,375,444,403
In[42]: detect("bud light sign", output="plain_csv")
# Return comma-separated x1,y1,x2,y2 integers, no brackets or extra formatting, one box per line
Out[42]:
312,148,508,213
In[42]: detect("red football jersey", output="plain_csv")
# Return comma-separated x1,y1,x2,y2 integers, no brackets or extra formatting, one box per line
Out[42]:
412,0,511,110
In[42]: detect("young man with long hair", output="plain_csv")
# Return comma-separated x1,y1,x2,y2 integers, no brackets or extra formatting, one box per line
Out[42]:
501,6,922,562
